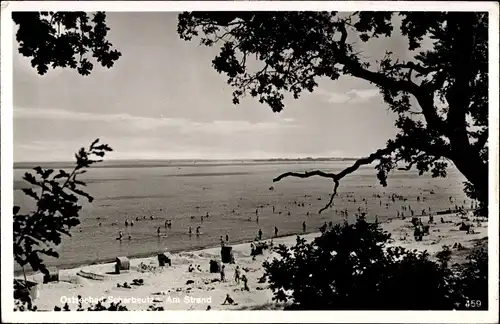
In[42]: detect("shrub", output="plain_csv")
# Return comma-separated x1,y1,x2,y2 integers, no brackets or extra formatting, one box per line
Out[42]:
262,219,487,310
13,139,112,308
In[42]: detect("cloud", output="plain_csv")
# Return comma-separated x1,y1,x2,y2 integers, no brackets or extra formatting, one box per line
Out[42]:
14,107,300,135
314,87,381,104
348,89,380,101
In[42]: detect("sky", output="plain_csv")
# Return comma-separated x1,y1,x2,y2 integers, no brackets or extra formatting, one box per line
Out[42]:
13,12,415,162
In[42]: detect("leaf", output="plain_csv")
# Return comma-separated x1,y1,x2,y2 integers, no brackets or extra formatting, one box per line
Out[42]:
90,138,100,149
22,188,40,201
42,169,54,180
23,173,40,186
53,170,70,179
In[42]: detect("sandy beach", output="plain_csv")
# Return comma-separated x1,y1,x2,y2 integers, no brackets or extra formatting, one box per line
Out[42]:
21,210,488,311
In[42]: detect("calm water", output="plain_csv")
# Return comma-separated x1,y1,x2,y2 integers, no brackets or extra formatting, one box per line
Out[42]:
13,160,469,272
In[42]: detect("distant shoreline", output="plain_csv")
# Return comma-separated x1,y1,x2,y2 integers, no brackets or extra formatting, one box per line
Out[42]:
13,158,361,170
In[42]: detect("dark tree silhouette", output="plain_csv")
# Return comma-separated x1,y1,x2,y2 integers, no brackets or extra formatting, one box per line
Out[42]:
177,12,489,215
13,139,112,310
261,218,487,310
12,12,121,76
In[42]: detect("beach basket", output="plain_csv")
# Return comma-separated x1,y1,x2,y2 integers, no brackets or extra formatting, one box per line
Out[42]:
43,267,59,284
158,253,172,267
221,246,234,264
209,260,221,273
115,256,130,274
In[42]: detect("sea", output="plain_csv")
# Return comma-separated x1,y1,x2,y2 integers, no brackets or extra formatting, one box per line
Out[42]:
13,159,470,274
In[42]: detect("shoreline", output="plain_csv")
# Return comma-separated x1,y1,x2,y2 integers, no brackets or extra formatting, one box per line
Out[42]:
13,211,421,276
15,208,480,277
17,210,488,311
14,230,322,277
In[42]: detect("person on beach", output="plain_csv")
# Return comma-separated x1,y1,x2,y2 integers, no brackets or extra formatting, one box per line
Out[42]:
136,216,139,222
118,231,123,240
128,235,132,240
272,206,275,214
225,233,229,242
220,265,226,282
222,293,235,305
220,236,225,247
256,209,258,216
241,274,249,291
130,221,134,227
259,229,263,240
188,226,192,236
201,215,204,223
256,215,259,223
99,222,102,227
234,266,241,284
196,226,201,236
302,221,306,233
274,226,278,237
165,220,168,228
157,227,161,236
125,219,129,227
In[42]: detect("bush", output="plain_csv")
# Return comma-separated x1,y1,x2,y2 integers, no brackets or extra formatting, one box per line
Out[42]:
455,244,488,310
13,139,112,309
262,219,487,310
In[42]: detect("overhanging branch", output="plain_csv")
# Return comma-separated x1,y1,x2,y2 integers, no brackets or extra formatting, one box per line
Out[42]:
272,147,394,214
334,22,444,133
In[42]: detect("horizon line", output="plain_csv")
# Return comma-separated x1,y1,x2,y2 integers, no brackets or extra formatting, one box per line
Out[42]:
13,156,362,165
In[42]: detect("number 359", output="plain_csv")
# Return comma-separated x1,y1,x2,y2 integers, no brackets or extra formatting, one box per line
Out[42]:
465,300,482,308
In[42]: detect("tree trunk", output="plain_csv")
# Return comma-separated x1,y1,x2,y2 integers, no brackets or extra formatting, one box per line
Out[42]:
450,151,488,216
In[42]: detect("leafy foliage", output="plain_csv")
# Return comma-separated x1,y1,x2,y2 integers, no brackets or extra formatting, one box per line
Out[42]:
177,12,489,214
13,12,121,75
261,219,487,310
13,139,113,277
455,244,488,309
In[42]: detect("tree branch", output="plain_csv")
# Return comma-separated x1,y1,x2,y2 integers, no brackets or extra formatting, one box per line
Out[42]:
273,147,394,213
334,23,444,133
